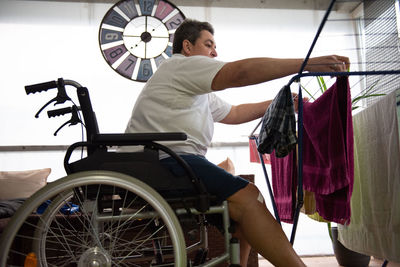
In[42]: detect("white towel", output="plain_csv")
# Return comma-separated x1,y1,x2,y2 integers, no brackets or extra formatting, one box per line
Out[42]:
338,89,400,262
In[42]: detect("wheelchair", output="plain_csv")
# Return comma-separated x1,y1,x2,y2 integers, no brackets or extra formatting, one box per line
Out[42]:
0,78,241,267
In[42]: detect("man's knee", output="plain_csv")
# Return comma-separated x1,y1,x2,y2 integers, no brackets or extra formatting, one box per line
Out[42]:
231,183,261,201
244,183,264,205
242,183,261,198
228,183,264,220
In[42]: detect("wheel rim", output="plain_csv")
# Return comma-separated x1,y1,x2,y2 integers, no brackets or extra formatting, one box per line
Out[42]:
0,171,187,267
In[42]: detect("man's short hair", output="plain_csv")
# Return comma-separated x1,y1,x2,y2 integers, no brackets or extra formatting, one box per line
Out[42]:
172,19,214,54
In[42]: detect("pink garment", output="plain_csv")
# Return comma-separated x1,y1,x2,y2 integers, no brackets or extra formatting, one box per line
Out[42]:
270,150,297,223
249,136,271,164
302,76,353,224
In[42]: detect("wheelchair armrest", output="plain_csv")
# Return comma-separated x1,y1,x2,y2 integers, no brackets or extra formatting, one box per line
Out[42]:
92,132,187,146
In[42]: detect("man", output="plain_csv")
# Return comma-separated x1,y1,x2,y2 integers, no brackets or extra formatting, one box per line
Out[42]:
124,19,349,267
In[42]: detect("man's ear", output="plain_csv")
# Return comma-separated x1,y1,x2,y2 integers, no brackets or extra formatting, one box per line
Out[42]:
182,39,192,56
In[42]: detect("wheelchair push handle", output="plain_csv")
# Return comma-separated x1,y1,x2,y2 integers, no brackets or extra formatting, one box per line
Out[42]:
47,106,76,118
25,80,58,94
25,78,83,95
25,78,84,118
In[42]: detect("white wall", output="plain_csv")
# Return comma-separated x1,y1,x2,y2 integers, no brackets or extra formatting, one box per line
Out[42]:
0,0,361,256
0,0,359,146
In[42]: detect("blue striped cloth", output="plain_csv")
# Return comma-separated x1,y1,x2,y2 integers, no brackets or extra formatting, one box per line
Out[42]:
257,85,297,157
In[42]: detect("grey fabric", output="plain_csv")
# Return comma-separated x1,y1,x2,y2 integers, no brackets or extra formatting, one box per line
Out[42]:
0,198,25,218
257,85,297,157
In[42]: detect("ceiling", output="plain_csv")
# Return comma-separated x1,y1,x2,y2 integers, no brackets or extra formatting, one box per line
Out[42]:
176,0,362,13
24,0,363,13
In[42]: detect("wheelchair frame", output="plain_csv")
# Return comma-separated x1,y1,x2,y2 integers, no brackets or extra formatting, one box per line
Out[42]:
0,78,241,267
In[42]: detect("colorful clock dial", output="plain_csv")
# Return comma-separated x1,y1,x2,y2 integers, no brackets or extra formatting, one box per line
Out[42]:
99,0,185,82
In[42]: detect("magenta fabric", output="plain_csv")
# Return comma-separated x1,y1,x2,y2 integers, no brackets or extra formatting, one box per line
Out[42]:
302,77,354,224
270,150,297,223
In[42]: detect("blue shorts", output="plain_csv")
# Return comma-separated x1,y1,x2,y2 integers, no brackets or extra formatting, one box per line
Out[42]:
160,154,249,202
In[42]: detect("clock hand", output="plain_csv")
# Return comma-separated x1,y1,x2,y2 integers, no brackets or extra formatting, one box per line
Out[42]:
131,40,143,50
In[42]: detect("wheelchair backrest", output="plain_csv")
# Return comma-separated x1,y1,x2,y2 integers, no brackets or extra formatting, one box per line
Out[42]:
77,86,100,144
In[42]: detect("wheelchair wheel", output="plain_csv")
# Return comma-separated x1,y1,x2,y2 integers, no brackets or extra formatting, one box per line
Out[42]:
0,170,187,267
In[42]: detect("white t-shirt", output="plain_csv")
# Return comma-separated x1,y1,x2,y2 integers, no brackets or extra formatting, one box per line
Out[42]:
124,54,231,156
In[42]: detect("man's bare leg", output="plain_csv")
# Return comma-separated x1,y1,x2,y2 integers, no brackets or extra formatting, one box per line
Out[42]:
227,183,306,267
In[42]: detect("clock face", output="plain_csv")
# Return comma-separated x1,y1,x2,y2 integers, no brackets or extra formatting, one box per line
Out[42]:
99,0,186,82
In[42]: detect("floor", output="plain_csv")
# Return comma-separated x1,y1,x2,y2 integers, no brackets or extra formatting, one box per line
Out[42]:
258,255,400,267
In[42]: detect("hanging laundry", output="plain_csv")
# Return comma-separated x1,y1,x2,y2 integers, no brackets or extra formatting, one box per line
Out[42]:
270,149,297,223
338,89,400,262
303,191,330,223
302,76,353,224
248,136,271,164
301,190,316,215
257,85,297,157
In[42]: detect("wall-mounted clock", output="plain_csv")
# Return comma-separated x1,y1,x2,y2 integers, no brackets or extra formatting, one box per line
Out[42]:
99,0,186,82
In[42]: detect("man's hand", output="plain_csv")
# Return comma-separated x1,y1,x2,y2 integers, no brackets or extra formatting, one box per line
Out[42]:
306,55,350,72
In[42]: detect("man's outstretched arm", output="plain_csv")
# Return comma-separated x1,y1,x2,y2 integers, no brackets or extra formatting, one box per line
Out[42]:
212,55,349,91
